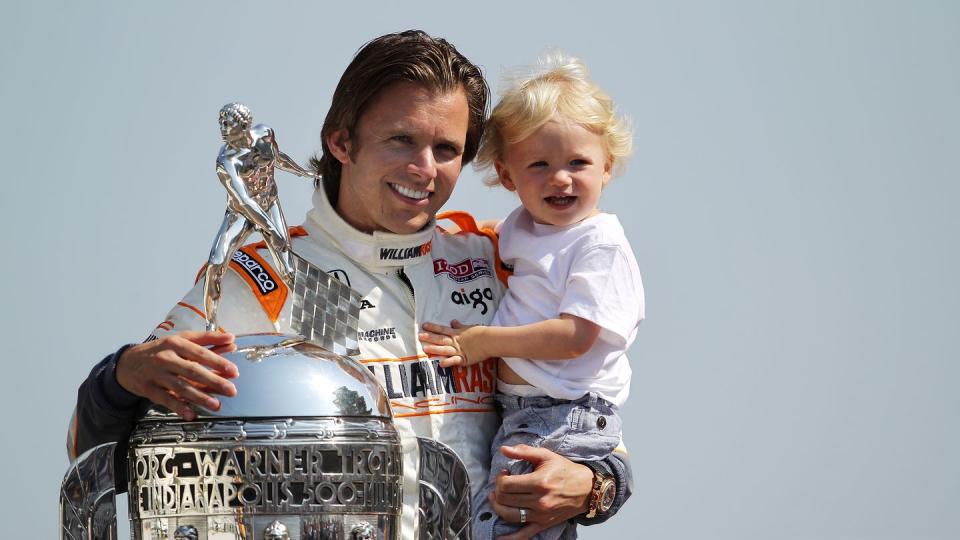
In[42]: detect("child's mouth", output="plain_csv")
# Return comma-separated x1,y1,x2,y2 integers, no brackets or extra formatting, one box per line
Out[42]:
545,196,577,208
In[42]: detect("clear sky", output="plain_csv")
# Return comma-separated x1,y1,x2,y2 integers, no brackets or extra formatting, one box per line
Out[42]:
3,1,958,538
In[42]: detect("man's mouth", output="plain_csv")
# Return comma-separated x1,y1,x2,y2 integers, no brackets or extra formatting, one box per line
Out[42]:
544,195,577,208
390,183,431,201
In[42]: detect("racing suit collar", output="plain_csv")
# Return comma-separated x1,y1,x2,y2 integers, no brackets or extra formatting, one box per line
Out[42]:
303,186,435,269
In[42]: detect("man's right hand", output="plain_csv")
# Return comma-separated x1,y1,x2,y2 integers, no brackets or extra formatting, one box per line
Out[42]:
116,331,239,421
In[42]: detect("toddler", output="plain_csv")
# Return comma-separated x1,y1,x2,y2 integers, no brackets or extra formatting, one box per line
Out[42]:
420,54,644,540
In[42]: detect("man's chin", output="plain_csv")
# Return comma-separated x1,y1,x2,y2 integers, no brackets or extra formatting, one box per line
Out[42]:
386,214,432,235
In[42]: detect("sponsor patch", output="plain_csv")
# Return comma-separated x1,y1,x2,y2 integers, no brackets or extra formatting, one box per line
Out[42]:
450,286,495,315
379,241,432,261
328,269,351,287
359,327,397,342
433,257,493,283
227,246,288,322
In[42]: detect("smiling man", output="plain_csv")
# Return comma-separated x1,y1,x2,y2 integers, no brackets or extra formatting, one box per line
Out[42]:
69,30,631,540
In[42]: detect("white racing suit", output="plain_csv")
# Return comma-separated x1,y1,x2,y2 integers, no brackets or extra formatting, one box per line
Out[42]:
69,188,632,538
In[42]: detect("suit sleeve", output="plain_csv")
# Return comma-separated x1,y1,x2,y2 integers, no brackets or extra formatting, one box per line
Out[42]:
573,448,633,525
69,344,144,492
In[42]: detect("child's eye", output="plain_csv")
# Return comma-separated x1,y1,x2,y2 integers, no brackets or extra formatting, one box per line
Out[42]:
528,161,548,169
570,159,591,167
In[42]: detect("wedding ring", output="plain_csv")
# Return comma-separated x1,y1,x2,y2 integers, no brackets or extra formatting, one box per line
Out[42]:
519,507,527,524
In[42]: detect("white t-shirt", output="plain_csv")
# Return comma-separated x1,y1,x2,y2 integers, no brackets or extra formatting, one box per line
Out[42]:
492,207,645,407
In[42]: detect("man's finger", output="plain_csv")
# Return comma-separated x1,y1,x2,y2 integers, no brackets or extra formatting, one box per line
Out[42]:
176,330,236,346
142,385,196,421
168,339,239,378
165,355,237,397
164,375,222,411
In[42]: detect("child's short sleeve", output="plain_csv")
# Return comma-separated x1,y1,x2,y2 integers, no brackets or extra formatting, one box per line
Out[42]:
558,244,645,347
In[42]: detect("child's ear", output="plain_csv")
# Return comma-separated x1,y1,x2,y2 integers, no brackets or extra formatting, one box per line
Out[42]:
325,129,352,164
494,161,517,192
602,156,613,187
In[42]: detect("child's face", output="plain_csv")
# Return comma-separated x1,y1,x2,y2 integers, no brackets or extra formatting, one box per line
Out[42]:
495,116,611,226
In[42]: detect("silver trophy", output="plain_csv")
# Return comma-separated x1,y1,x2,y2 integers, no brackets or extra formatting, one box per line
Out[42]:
60,104,474,540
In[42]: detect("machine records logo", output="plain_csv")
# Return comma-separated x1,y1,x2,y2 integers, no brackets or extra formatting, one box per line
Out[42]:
359,327,397,342
433,258,493,284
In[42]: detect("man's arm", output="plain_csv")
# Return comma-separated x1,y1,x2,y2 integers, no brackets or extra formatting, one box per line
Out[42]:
485,445,633,539
420,314,600,367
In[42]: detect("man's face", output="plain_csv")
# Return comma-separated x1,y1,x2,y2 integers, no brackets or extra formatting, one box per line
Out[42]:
328,82,470,234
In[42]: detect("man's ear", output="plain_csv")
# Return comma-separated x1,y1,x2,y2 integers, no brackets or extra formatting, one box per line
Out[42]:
494,161,517,192
325,129,352,165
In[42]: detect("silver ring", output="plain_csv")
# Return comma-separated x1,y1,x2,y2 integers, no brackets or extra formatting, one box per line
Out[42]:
519,507,527,524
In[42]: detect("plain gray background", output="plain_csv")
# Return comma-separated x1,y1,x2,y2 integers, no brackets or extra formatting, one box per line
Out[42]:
2,1,958,538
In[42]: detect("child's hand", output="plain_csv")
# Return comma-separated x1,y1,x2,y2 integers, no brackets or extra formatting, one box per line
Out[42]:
419,321,485,368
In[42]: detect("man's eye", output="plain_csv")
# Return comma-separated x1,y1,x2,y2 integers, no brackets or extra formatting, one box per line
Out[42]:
436,144,460,159
391,135,413,144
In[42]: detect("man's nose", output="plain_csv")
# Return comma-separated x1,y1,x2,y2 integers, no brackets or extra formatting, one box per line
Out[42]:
408,146,438,180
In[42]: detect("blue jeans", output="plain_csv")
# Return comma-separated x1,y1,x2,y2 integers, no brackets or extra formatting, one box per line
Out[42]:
472,391,622,540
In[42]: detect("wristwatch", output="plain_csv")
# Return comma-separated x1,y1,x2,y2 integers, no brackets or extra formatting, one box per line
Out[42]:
582,461,617,519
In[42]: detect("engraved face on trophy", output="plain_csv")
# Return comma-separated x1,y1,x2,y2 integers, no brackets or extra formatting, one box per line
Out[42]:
173,524,199,540
263,520,291,540
351,521,376,540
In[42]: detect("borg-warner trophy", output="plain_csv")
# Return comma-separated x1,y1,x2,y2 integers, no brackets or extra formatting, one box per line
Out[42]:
60,105,473,540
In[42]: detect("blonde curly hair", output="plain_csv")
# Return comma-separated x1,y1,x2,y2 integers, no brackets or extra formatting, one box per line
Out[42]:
475,53,633,186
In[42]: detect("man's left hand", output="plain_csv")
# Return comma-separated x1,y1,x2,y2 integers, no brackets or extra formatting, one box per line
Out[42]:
489,444,593,540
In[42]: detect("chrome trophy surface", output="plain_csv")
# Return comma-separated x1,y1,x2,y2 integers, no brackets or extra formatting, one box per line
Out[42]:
62,334,403,540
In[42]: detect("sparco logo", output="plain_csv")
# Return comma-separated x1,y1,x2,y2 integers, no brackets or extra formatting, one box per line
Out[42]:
379,242,432,261
231,250,277,294
451,287,494,315
433,258,493,283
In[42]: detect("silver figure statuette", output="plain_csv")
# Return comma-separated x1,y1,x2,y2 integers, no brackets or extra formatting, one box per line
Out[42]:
204,103,317,332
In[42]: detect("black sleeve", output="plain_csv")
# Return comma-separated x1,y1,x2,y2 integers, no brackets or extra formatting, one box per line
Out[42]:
74,344,146,492
573,450,633,525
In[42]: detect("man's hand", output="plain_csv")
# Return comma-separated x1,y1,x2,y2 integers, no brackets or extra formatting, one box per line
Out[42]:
116,331,239,420
419,321,486,367
489,444,593,540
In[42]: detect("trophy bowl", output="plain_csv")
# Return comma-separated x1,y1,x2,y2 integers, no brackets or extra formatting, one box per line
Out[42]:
62,333,402,540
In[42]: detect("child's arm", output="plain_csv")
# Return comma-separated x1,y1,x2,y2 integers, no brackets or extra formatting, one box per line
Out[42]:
420,314,601,368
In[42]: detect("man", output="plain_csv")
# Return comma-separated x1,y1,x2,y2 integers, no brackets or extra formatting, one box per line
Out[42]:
205,102,316,331
69,30,631,540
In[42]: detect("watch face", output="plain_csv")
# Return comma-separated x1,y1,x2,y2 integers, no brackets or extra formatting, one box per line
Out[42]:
599,480,616,511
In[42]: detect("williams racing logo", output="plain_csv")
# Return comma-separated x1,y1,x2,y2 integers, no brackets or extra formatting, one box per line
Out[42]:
364,358,497,416
231,250,277,294
379,241,432,261
451,287,494,315
433,257,493,284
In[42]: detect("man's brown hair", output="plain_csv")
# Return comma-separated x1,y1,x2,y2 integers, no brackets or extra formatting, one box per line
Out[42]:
310,30,488,203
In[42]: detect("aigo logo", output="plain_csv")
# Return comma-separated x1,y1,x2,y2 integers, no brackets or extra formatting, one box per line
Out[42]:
450,287,494,315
